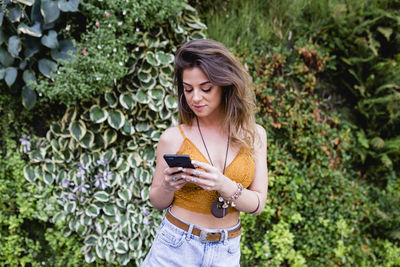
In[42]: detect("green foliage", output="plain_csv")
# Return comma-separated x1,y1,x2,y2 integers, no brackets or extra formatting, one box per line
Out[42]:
0,138,85,266
0,138,41,266
239,46,373,266
33,0,187,106
24,1,206,265
0,0,78,110
307,0,400,242
190,0,306,54
312,1,400,173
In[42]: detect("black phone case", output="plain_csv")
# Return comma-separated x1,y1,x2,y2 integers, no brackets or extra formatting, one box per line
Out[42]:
163,154,195,169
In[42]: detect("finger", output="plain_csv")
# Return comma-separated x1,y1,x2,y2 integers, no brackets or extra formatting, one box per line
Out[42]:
182,174,214,191
181,168,202,177
191,160,213,171
164,167,183,175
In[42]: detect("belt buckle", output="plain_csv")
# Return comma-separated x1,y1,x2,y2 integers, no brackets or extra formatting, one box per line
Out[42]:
199,230,224,243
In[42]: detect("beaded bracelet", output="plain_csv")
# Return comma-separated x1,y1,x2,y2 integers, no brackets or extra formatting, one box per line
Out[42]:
221,182,244,208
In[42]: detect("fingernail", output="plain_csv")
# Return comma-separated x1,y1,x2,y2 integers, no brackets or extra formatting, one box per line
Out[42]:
181,174,186,179
178,167,183,171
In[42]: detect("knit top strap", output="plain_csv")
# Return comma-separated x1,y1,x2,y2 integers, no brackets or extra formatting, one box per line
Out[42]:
178,125,187,139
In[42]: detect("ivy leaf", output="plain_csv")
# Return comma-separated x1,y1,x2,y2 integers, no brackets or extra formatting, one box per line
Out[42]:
51,39,75,61
0,47,15,67
58,0,79,12
69,120,87,141
165,95,178,109
41,30,59,49
156,51,174,65
41,0,60,24
114,240,129,254
103,204,116,216
107,110,125,130
86,204,100,217
38,58,57,77
84,235,97,246
0,29,4,45
17,22,42,37
119,93,136,110
118,189,132,202
5,67,18,87
43,172,55,185
24,37,42,58
23,69,35,84
79,130,95,149
22,85,37,110
135,89,150,104
117,253,130,266
17,0,35,6
23,165,36,183
145,51,158,66
8,35,21,58
90,106,108,123
65,202,77,213
93,191,109,202
8,6,23,23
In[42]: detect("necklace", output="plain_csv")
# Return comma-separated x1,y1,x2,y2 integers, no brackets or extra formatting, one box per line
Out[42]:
196,116,230,218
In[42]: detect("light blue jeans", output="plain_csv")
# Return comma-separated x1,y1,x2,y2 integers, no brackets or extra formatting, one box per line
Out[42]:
141,211,241,267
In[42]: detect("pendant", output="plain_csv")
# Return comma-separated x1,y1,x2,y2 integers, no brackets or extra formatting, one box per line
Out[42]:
211,198,228,218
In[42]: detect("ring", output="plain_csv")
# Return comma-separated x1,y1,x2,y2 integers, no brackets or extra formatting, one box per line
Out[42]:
191,177,197,183
171,176,179,182
193,170,200,177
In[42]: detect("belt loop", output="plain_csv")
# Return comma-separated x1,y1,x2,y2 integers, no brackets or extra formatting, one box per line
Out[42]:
223,229,228,245
186,224,194,241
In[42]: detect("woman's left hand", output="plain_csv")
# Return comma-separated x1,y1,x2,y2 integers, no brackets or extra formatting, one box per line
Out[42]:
181,160,231,192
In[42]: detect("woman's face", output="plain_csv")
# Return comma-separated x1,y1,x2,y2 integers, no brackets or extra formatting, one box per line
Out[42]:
182,67,223,119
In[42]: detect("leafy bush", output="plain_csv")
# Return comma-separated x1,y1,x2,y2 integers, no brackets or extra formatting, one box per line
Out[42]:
238,45,372,266
24,1,206,265
0,0,79,110
33,0,188,106
0,138,85,266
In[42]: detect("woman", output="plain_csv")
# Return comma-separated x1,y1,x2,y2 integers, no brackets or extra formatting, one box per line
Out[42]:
142,39,268,267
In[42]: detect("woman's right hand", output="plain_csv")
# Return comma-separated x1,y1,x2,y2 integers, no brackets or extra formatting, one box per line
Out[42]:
162,167,187,192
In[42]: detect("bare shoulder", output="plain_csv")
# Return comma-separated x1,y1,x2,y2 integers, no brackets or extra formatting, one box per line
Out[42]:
157,125,185,154
255,124,267,143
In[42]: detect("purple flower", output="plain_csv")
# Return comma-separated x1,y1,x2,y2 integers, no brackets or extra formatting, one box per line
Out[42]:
94,171,111,190
62,179,70,188
77,164,88,178
73,184,90,194
19,134,31,153
96,158,109,167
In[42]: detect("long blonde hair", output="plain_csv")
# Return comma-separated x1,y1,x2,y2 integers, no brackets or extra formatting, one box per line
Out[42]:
174,39,256,152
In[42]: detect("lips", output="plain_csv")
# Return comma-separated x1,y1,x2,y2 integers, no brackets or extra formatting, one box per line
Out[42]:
193,105,205,111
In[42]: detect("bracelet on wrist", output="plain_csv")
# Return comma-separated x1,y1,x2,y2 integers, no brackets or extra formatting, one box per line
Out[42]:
220,182,244,208
249,193,260,214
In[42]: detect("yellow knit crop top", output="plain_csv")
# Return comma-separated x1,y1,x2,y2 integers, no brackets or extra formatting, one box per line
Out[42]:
173,125,255,215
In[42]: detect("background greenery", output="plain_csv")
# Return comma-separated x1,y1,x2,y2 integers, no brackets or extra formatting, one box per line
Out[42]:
0,0,399,266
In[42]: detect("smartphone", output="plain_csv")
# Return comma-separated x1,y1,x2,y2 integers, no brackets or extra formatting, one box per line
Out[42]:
163,154,195,169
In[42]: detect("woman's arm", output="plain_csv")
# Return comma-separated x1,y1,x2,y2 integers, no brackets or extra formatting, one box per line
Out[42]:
148,127,187,211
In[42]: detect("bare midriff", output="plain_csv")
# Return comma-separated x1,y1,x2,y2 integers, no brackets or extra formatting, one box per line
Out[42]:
170,205,240,229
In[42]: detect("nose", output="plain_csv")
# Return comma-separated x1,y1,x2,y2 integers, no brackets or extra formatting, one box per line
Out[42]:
192,88,202,103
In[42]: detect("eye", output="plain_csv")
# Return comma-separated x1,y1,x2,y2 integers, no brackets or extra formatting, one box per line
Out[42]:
184,87,193,93
202,86,212,92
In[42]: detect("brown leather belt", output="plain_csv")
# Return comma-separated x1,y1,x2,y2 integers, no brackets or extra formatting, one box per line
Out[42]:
165,210,241,242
